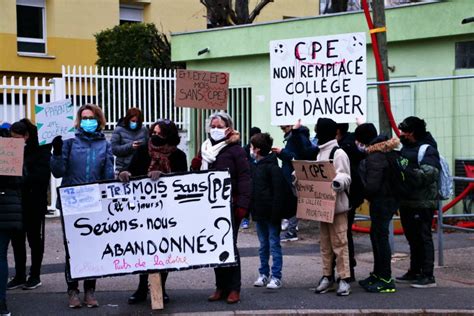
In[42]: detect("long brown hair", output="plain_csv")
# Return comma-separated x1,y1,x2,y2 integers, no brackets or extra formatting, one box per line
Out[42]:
74,104,106,130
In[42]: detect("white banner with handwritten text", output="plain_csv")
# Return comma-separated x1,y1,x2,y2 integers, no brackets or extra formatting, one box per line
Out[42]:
59,170,235,280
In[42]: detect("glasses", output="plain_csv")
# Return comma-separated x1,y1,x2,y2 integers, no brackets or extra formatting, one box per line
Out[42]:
81,116,95,120
157,119,171,124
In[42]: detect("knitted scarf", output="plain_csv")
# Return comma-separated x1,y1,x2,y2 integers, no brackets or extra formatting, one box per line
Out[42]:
148,142,177,173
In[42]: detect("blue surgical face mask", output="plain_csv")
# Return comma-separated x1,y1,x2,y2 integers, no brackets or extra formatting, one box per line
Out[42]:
80,119,98,133
129,122,138,130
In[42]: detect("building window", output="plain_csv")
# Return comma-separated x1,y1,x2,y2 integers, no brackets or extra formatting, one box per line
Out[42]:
17,0,46,54
456,41,474,69
120,5,144,25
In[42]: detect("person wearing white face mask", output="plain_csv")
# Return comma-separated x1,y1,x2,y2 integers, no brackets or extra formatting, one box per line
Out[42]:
111,108,148,175
191,111,251,304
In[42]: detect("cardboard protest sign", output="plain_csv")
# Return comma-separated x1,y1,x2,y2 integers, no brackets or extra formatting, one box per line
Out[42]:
292,160,337,223
35,99,75,145
270,32,367,125
0,138,24,176
58,170,235,280
175,69,229,110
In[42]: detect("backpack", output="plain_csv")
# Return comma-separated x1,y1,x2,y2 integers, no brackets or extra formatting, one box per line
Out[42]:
385,150,411,199
418,144,453,200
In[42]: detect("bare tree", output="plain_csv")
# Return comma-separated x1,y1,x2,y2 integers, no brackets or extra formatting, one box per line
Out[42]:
201,0,274,28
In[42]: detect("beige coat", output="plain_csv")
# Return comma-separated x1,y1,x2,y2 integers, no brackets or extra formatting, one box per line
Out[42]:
316,139,352,214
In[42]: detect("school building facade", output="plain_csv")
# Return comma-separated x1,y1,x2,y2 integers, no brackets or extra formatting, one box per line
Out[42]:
171,0,474,177
0,0,320,78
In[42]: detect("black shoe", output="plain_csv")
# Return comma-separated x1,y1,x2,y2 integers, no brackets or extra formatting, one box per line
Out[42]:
128,289,147,304
163,291,170,304
410,276,437,288
6,277,26,290
359,273,379,289
23,276,42,290
395,271,420,284
0,300,10,316
365,278,396,293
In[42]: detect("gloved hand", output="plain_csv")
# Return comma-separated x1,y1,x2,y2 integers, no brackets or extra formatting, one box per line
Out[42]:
148,170,162,181
118,171,131,182
191,156,202,171
52,136,63,156
234,207,247,225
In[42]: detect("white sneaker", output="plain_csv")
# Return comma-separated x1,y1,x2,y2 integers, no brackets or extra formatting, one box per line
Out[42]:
315,276,335,294
336,279,351,296
253,274,269,287
281,219,289,231
266,277,282,289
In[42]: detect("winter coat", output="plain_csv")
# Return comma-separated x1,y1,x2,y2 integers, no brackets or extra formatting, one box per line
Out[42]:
277,127,314,187
22,129,51,215
0,175,23,231
317,139,351,214
338,132,365,208
126,143,187,176
250,153,286,224
359,136,400,202
400,132,440,209
206,135,251,210
111,118,148,171
51,129,115,187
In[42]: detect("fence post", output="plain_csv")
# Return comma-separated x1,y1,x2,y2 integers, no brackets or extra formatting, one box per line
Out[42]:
50,77,66,101
437,199,444,266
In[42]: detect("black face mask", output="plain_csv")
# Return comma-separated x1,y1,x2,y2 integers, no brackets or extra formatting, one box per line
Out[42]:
151,135,167,147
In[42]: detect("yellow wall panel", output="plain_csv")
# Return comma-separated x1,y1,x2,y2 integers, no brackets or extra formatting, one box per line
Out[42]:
0,1,17,34
144,0,206,33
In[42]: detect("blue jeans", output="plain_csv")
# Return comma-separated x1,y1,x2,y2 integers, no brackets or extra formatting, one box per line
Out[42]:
0,232,11,301
256,220,282,280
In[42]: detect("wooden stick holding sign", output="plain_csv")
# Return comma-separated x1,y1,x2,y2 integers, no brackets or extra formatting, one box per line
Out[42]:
149,273,163,310
292,160,337,223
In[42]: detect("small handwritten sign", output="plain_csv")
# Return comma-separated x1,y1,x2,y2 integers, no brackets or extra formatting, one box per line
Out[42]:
270,32,367,125
0,138,24,176
58,170,235,280
175,69,229,110
292,160,336,223
35,99,75,145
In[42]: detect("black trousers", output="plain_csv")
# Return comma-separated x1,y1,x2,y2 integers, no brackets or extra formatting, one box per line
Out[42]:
136,272,168,293
399,206,435,277
214,216,241,292
11,211,45,279
370,199,398,280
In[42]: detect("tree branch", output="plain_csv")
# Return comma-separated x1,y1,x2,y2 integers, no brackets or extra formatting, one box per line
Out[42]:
248,0,274,23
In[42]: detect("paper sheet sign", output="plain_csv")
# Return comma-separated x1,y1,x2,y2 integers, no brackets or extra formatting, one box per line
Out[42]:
35,99,75,145
58,170,236,280
175,69,229,110
0,138,24,176
270,32,367,125
293,160,336,223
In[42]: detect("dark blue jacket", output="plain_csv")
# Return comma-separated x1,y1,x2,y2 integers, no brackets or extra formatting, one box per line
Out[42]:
51,129,114,186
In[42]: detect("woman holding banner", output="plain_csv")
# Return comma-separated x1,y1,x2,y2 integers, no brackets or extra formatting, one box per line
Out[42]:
7,119,51,291
111,107,148,175
118,119,187,305
50,104,114,309
192,111,251,304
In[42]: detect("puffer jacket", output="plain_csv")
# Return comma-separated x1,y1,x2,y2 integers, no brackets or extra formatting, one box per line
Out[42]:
338,132,365,208
0,175,23,231
250,153,286,224
317,139,351,214
359,136,400,201
400,132,440,209
51,129,115,187
111,118,148,171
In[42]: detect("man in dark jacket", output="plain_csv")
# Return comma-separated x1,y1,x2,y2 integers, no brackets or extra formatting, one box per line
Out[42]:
397,116,441,288
355,123,400,293
336,123,366,282
272,124,313,242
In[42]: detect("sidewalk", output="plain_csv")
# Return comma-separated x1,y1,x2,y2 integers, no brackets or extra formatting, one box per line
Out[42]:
5,218,474,315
